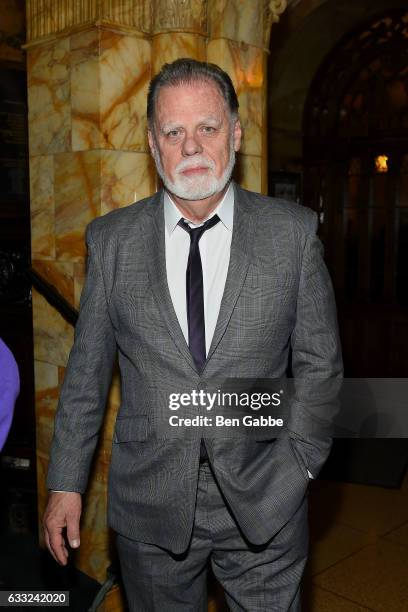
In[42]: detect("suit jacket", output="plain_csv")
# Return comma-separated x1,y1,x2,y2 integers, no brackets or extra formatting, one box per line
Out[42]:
47,182,343,554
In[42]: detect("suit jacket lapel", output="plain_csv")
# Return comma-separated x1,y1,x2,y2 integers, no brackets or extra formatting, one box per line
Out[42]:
141,190,198,374
205,183,256,365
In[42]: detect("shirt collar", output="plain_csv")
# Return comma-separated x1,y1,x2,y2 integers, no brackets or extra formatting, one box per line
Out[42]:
164,182,234,235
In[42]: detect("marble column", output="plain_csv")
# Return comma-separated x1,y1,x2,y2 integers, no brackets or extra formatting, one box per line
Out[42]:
151,0,207,72
207,0,287,194
26,0,287,605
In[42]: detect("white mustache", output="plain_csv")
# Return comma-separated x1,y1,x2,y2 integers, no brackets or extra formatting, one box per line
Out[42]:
176,157,215,174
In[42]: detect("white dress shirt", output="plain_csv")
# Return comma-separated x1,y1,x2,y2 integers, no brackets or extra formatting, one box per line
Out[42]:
164,183,234,356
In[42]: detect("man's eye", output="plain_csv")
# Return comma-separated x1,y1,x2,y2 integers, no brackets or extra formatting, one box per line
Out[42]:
166,130,180,138
202,126,216,134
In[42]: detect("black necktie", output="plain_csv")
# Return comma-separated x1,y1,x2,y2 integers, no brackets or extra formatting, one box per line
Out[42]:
178,214,221,463
178,214,221,372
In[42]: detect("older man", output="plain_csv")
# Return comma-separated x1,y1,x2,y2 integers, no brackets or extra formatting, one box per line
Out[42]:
44,59,342,611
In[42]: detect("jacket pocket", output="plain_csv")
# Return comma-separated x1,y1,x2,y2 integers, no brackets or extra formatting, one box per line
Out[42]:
113,415,149,443
287,433,311,483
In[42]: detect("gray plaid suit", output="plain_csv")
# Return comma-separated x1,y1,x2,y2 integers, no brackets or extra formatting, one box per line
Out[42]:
47,182,342,558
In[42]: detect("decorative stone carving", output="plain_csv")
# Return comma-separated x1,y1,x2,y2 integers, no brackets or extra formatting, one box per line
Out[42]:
26,1,286,49
268,0,287,21
264,0,287,47
152,0,207,35
208,0,287,51
26,0,152,43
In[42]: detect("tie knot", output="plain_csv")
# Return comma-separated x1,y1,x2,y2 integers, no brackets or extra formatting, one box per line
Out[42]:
178,214,220,243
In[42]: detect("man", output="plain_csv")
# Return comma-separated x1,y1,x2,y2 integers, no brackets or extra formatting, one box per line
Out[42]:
44,59,343,611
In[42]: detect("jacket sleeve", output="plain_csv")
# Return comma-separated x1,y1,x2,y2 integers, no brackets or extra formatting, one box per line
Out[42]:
287,212,343,478
46,222,117,492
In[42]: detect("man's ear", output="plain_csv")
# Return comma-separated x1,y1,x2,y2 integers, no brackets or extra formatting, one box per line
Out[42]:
148,129,156,155
233,119,242,152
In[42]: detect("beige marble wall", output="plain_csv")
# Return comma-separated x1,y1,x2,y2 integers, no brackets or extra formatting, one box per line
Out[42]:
152,32,206,72
27,0,287,603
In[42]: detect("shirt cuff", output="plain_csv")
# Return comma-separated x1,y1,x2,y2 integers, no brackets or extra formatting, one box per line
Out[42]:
307,469,314,479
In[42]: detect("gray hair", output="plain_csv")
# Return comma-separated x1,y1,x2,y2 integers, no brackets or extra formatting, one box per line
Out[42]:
147,58,239,128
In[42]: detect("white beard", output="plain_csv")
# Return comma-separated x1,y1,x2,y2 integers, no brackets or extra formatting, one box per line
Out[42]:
151,133,236,201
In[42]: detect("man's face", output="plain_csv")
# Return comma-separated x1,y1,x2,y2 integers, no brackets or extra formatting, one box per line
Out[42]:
148,80,242,202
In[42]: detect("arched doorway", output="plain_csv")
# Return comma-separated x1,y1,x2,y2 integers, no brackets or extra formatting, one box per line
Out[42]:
303,8,408,377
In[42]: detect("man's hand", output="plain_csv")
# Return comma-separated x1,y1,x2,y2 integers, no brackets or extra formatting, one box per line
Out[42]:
43,491,82,565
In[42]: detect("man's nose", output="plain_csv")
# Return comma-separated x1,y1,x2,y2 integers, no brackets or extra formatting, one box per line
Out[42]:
182,133,203,156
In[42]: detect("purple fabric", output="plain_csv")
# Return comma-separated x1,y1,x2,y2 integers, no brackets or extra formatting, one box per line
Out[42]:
0,338,20,451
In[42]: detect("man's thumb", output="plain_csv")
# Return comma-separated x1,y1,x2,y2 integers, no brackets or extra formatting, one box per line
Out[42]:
67,523,80,548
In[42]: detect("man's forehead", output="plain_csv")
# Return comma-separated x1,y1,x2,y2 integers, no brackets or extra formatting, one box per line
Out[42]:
154,81,228,124
156,80,225,107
